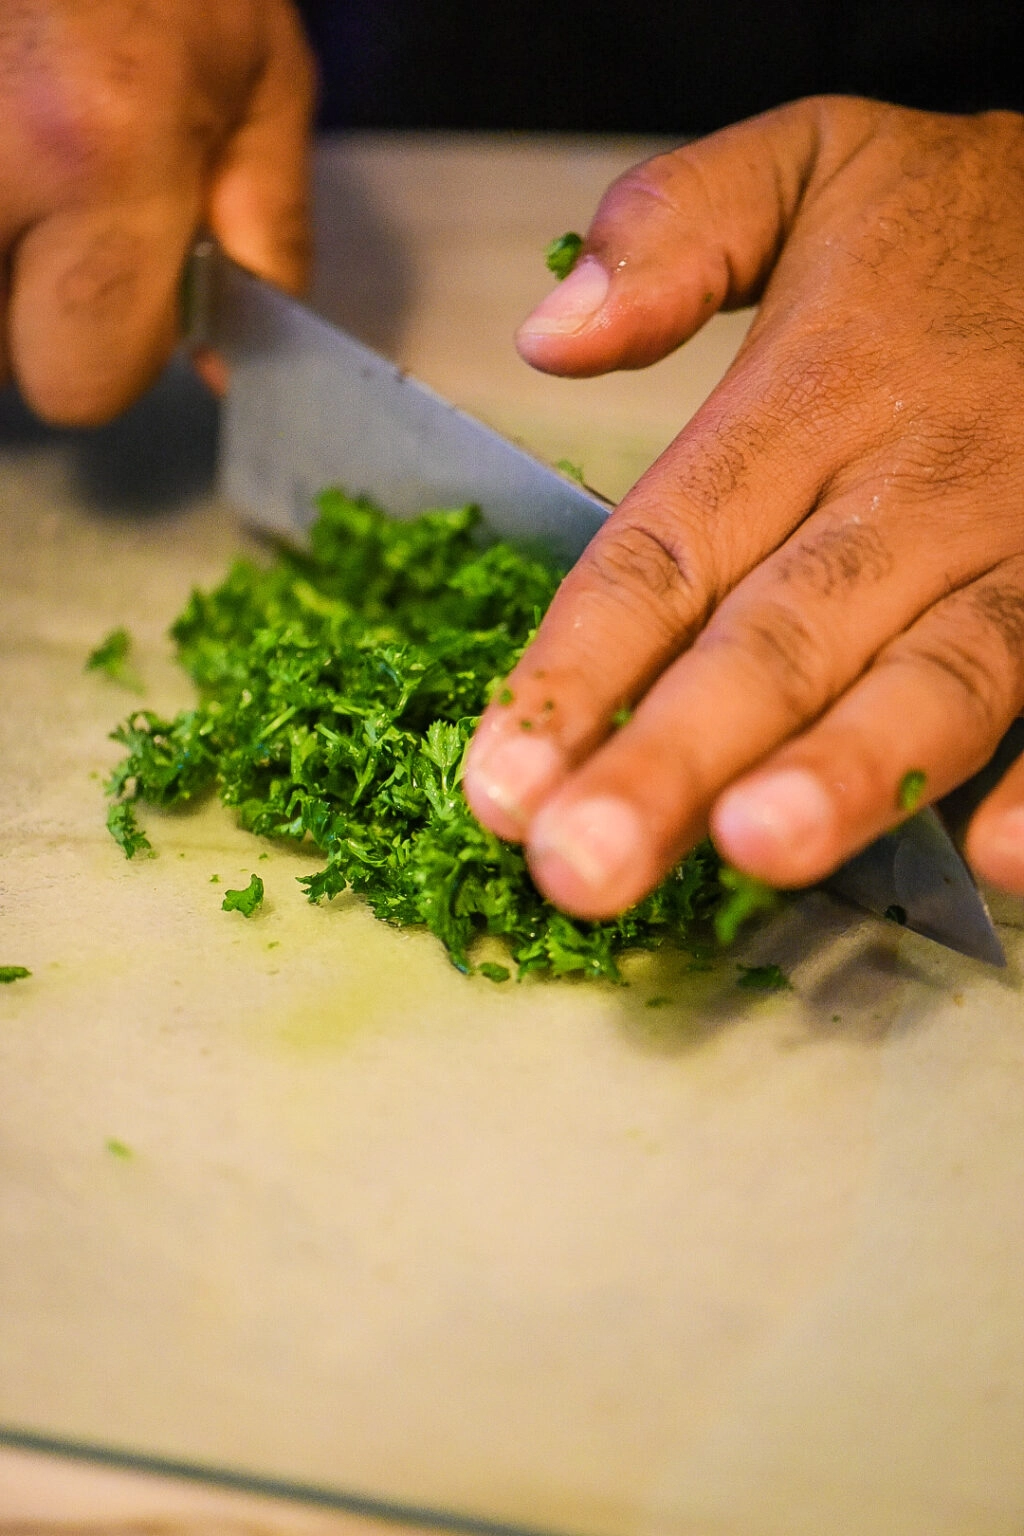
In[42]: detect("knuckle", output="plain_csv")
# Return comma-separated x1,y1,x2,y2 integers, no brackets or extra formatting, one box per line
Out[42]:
579,517,709,638
699,600,833,723
20,44,156,187
884,406,1020,502
54,226,147,323
776,518,894,599
882,629,1014,738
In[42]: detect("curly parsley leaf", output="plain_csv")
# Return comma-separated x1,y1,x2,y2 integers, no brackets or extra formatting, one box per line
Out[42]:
0,966,31,984
105,800,153,860
104,489,749,980
714,865,780,948
222,874,265,918
86,627,143,692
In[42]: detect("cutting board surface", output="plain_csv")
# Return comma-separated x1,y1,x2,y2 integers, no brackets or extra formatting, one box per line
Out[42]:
2,135,1024,1536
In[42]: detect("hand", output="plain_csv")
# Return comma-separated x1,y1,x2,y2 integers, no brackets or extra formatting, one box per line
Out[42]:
0,0,314,423
463,97,1024,915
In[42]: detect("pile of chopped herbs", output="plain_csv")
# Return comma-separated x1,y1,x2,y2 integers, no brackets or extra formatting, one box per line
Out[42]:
104,489,745,982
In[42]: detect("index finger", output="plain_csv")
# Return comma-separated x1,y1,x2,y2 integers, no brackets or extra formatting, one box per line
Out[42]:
463,345,835,843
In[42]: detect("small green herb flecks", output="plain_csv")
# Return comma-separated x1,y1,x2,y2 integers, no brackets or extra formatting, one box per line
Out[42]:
519,718,533,730
222,873,264,918
898,769,927,813
714,866,779,947
645,995,671,1008
478,962,511,983
102,491,743,981
611,706,633,728
0,966,31,984
736,962,790,992
105,1138,133,1160
545,232,583,280
210,874,220,883
555,458,585,483
85,628,143,692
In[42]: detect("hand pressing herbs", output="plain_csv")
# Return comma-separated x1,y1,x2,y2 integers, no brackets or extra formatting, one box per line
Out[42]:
104,489,746,981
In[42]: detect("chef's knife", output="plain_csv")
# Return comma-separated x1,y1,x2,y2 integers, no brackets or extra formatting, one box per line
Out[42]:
184,240,1006,966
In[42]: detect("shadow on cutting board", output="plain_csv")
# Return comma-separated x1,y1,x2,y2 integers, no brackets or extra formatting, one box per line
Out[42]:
0,354,219,518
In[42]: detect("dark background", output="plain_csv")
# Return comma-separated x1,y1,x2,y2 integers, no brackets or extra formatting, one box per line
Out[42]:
294,0,1023,135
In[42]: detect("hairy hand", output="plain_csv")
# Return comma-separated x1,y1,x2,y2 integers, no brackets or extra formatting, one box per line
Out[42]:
463,98,1024,914
0,0,314,423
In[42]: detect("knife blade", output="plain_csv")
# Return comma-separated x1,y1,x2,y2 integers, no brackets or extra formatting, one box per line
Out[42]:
183,240,1006,966
184,238,610,567
825,807,1005,967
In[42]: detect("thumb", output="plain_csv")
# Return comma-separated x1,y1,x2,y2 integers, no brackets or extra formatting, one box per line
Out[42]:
516,97,871,378
206,0,316,295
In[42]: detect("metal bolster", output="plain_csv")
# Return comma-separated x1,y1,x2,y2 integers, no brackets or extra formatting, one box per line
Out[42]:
180,237,219,349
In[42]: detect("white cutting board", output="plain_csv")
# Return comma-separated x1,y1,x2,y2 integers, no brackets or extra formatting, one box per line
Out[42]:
2,134,1024,1536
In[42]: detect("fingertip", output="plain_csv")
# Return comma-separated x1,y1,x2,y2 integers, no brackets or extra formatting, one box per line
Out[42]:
711,770,838,888
462,726,565,842
965,805,1024,896
515,257,611,371
18,311,176,427
209,171,311,296
206,0,315,297
527,793,657,919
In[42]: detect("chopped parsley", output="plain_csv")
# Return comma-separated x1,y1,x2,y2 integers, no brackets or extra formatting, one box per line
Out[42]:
105,799,153,860
222,873,265,918
85,627,143,691
898,769,927,813
0,966,31,984
105,1138,133,1159
545,232,583,280
714,866,779,948
104,489,754,981
555,459,585,483
736,962,790,992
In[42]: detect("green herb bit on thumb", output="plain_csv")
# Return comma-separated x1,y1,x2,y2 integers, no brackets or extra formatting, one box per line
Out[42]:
898,769,927,813
545,231,583,280
714,866,779,948
222,873,264,918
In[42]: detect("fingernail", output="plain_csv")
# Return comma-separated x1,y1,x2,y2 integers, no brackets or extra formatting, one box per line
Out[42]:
530,795,645,893
714,769,834,865
466,734,564,825
518,257,610,338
